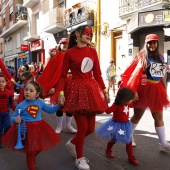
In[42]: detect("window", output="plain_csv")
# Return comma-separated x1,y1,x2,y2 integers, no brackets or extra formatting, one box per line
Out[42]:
3,13,6,26
16,33,20,48
9,6,13,21
8,38,12,51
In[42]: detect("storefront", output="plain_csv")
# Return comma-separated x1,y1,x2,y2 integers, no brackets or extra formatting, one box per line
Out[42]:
30,40,45,64
127,9,170,59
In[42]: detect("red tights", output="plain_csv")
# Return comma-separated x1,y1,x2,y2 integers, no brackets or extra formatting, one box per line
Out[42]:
26,151,40,170
71,114,95,159
106,141,134,159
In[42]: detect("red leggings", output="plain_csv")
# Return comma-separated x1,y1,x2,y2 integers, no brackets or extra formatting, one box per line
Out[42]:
71,114,95,159
26,151,40,170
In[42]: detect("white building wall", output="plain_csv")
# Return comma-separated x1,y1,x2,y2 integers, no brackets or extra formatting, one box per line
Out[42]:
100,0,128,83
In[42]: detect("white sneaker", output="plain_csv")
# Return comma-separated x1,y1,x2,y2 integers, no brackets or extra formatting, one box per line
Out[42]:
159,142,170,151
55,126,62,134
132,141,136,147
65,125,77,133
75,157,90,170
132,137,136,147
66,139,77,158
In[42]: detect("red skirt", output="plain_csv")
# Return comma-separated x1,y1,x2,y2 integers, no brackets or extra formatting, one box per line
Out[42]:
61,78,108,115
133,81,170,112
3,120,61,152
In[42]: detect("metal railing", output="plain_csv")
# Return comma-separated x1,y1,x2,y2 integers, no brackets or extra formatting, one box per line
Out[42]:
119,0,169,15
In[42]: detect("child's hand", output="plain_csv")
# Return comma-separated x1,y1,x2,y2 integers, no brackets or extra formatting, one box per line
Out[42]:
104,92,110,103
11,78,16,84
58,95,65,106
15,116,22,124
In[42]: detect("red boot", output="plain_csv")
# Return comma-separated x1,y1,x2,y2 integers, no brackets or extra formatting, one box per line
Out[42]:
129,156,139,166
126,142,139,166
106,150,114,158
106,141,115,158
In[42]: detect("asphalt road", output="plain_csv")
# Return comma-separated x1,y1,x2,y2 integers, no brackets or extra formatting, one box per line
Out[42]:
0,95,170,170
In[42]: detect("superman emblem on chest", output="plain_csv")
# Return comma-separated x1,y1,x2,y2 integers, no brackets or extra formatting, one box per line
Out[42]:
26,105,39,118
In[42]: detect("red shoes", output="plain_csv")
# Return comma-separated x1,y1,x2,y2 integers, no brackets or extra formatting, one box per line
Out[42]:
106,150,114,158
129,156,139,166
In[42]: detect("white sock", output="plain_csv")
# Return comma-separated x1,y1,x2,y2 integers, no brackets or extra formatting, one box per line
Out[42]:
155,126,167,145
56,116,63,128
66,116,72,127
131,122,138,136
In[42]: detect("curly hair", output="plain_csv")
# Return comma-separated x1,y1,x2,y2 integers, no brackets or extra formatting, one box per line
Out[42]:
115,87,135,106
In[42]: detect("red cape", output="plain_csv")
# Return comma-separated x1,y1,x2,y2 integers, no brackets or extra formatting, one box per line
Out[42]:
119,52,145,92
36,52,64,96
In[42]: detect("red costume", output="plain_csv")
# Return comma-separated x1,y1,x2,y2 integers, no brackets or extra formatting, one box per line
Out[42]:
58,46,108,115
36,52,64,100
120,52,169,112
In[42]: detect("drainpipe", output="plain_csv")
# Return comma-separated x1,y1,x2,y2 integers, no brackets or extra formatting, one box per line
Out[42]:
97,0,101,60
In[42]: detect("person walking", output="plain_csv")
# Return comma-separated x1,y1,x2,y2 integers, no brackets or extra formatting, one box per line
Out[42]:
0,74,16,148
96,87,139,166
54,38,77,134
3,81,61,170
106,59,116,95
119,34,170,150
58,25,109,170
37,39,77,134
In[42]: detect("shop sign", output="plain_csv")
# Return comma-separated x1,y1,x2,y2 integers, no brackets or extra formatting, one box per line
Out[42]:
30,40,44,51
139,9,170,27
127,14,139,33
20,44,28,51
18,53,26,58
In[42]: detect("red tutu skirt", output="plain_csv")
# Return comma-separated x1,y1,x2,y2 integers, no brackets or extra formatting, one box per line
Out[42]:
3,120,61,152
61,78,108,115
133,81,170,112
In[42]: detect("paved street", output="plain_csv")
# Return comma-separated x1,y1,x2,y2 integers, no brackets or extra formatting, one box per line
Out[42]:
0,94,170,170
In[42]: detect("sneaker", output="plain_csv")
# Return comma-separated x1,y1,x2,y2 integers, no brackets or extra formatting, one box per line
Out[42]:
128,156,139,166
65,125,77,133
159,142,170,151
75,157,90,170
132,137,136,147
66,139,77,158
0,142,3,148
132,141,136,147
55,126,62,134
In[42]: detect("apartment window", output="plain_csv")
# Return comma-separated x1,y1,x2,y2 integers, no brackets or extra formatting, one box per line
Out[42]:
16,33,20,48
3,13,6,26
0,43,3,54
8,38,12,51
35,13,40,34
9,6,13,21
4,40,7,53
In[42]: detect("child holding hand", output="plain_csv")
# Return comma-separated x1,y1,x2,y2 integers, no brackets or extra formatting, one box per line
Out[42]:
3,81,61,170
96,87,139,166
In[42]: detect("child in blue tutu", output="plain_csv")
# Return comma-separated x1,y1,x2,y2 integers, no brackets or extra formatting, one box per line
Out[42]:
96,87,139,166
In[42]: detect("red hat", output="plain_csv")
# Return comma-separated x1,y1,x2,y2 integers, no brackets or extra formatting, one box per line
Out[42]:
48,48,56,54
59,38,68,44
145,34,159,43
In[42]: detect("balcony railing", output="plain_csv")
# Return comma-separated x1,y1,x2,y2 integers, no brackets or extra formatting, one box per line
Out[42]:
64,0,96,28
43,5,65,34
119,0,170,19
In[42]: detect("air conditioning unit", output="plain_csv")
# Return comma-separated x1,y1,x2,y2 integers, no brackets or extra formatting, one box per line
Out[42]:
68,10,78,27
77,6,94,23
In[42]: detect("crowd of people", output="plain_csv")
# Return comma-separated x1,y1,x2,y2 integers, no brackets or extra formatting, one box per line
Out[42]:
0,25,170,170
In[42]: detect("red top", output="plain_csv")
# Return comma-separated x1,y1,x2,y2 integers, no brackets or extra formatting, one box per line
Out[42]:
0,88,16,113
106,103,132,122
58,46,106,91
